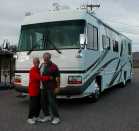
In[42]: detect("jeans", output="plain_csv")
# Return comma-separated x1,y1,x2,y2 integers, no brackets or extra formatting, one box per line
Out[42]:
41,88,59,118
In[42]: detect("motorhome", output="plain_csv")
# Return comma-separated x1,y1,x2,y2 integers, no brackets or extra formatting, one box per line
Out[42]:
14,8,132,101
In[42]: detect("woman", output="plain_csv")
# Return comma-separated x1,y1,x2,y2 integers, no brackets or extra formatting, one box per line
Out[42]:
27,57,51,124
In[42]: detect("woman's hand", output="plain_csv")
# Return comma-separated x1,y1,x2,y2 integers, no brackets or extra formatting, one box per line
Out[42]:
50,76,53,80
41,76,53,81
54,88,60,94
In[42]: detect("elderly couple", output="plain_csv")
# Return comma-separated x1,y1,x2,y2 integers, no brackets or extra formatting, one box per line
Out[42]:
27,52,60,125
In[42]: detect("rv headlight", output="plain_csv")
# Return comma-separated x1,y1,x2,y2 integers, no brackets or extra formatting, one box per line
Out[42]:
68,75,82,84
14,75,22,84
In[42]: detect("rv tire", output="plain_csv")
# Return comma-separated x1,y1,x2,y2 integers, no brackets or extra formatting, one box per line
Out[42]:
88,89,100,103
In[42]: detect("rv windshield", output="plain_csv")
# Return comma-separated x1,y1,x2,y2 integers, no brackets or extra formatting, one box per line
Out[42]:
18,20,85,51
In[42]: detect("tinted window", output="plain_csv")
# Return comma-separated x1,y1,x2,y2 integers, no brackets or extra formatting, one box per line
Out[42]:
18,20,85,51
128,43,131,55
113,40,119,52
102,35,110,49
87,24,94,49
87,24,98,50
93,27,98,50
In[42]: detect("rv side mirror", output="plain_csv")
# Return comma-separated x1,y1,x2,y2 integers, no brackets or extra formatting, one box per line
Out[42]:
2,39,10,50
80,34,86,48
2,40,7,49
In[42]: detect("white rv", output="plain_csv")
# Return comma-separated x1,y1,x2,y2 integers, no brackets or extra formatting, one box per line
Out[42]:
14,9,132,101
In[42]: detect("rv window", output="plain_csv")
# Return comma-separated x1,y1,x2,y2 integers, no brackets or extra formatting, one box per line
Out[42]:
87,24,94,49
18,20,85,51
128,43,131,55
87,24,98,50
113,40,119,52
93,27,98,50
102,35,110,50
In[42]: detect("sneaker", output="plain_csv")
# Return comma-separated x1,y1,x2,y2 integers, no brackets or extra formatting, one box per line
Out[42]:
41,116,52,122
51,117,60,125
27,118,36,124
34,117,43,122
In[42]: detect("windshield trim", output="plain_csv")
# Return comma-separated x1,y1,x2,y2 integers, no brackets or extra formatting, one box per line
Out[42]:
17,48,80,52
18,19,86,52
21,19,86,29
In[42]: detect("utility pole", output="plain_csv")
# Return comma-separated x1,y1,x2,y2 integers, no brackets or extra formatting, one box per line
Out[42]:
86,4,100,11
81,0,100,13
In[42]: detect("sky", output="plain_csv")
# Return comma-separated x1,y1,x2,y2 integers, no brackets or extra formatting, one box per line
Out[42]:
0,0,139,52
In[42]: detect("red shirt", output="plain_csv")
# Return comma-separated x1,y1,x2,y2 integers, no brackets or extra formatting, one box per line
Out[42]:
40,62,60,90
28,66,50,96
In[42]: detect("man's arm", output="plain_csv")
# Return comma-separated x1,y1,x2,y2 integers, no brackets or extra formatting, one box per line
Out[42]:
54,65,60,94
55,65,60,86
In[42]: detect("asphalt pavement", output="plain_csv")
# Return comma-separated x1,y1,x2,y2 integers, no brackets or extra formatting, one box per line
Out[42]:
0,69,139,131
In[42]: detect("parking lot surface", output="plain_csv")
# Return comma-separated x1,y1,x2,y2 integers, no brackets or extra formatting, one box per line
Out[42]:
0,69,139,131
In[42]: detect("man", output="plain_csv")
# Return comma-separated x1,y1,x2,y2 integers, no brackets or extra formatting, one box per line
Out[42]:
40,52,60,125
27,57,51,124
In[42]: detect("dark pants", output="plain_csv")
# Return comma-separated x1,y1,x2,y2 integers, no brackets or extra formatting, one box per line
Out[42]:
28,95,41,119
41,88,59,118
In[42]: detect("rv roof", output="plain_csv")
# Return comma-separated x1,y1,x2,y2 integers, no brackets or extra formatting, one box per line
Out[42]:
22,9,131,41
22,10,86,25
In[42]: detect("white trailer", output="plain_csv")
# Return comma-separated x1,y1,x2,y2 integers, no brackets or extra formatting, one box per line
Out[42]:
14,9,132,101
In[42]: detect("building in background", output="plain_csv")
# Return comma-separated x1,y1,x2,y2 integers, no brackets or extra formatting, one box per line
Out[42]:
133,52,139,68
0,50,15,89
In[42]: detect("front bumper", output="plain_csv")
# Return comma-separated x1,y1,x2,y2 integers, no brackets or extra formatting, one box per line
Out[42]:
14,85,28,93
14,84,83,96
58,86,82,96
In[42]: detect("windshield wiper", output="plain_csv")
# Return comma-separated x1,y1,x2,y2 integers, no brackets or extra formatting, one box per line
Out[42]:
44,38,61,54
27,49,33,55
27,38,43,55
27,44,39,55
27,45,36,55
43,32,61,54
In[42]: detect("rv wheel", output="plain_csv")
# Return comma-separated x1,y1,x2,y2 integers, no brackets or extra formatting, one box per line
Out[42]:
127,79,132,83
89,89,100,103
